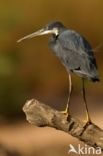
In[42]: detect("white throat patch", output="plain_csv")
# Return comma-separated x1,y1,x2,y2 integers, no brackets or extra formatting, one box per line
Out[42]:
52,28,59,36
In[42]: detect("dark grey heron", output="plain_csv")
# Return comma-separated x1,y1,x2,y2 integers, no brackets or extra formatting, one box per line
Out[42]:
17,21,99,123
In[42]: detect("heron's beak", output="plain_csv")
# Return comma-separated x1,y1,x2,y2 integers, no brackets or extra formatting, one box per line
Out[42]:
17,28,55,43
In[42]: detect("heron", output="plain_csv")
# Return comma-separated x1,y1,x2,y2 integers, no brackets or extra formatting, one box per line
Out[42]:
17,21,99,123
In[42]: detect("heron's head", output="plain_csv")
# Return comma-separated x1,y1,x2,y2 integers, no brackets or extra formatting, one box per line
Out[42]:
17,21,65,43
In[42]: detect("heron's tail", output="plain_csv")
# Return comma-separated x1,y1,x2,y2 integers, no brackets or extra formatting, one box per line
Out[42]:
91,77,100,82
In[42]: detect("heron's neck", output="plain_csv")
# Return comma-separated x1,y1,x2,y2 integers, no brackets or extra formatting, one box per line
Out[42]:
52,34,59,40
48,34,58,49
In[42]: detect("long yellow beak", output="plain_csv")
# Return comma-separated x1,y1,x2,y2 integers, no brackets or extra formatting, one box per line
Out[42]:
17,28,55,43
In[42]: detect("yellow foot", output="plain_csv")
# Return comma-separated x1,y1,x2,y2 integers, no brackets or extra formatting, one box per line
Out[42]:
60,107,70,119
60,110,68,115
60,103,70,114
83,119,91,124
60,111,68,120
84,111,92,124
83,116,92,125
60,106,70,114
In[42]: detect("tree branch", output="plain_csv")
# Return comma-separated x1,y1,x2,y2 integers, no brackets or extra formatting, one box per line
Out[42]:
23,99,103,150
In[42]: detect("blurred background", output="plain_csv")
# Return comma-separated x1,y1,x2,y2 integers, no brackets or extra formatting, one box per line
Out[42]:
0,0,103,155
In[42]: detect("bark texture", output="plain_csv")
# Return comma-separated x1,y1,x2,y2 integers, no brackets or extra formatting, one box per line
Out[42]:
23,99,103,151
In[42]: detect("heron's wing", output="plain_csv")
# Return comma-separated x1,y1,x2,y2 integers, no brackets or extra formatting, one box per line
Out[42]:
59,30,94,56
58,30,99,79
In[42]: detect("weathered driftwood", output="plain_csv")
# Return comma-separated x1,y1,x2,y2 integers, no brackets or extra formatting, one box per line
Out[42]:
23,99,103,150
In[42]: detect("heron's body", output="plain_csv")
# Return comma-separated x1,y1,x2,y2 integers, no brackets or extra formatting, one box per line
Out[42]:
17,21,100,123
49,29,99,82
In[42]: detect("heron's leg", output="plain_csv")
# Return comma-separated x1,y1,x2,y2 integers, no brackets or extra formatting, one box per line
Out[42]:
82,78,91,123
62,73,72,115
